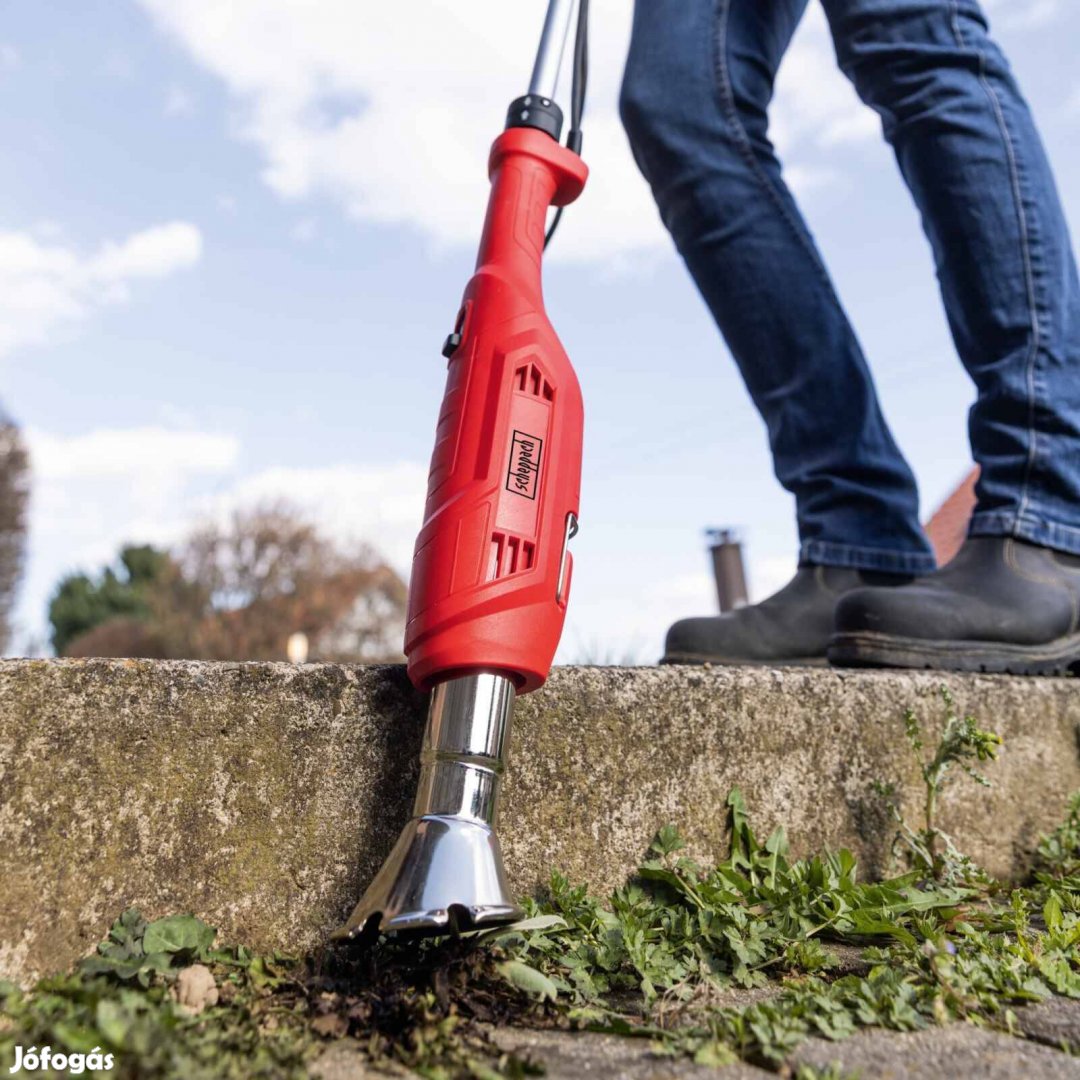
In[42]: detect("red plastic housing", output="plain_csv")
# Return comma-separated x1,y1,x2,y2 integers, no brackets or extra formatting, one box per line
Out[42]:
405,127,588,694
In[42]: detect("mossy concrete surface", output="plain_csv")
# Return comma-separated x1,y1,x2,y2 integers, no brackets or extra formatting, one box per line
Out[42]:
1,659,1078,986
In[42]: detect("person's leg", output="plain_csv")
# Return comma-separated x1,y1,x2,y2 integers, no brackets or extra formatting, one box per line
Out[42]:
621,0,931,664
821,0,1080,546
621,0,936,577
821,0,1080,673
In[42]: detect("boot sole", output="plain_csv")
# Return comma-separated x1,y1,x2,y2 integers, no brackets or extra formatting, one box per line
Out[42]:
828,630,1080,677
661,652,828,668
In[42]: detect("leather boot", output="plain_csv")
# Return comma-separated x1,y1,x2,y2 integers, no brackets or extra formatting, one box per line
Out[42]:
662,564,913,666
829,537,1080,675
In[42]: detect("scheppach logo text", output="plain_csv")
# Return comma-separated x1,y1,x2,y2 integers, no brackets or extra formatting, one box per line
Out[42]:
506,430,543,500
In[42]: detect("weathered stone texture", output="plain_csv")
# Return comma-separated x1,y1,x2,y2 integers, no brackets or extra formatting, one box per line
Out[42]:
1016,997,1080,1054
791,1023,1080,1078
1,659,1078,985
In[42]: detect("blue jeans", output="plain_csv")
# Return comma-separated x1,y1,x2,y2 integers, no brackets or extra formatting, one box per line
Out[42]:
621,0,1080,571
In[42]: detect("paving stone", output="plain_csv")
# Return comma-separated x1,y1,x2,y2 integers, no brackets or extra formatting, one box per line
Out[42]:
1016,997,1080,1054
489,1028,770,1079
790,1023,1080,1079
309,1041,410,1078
308,1029,772,1079
310,1018,1080,1079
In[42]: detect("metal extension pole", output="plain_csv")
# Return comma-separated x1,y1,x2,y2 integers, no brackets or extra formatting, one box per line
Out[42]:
528,0,578,101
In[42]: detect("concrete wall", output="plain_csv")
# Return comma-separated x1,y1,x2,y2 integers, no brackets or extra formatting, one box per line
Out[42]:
1,659,1078,985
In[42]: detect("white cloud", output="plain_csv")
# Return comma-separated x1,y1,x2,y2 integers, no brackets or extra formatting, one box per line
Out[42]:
771,4,880,159
14,426,239,653
0,222,202,360
12,426,427,653
136,0,872,265
29,427,238,482
202,461,427,570
91,223,203,284
135,0,661,263
786,164,844,199
25,426,241,565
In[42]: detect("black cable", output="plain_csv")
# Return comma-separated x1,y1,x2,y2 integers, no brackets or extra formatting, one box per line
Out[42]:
544,0,589,250
544,206,565,248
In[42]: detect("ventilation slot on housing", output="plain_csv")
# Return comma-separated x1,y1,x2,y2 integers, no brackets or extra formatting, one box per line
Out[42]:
487,532,537,581
514,363,554,401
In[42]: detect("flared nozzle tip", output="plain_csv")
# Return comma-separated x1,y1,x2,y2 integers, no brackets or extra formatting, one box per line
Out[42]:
331,901,522,941
331,816,523,942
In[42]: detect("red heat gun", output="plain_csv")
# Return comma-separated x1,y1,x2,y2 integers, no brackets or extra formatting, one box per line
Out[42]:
336,0,590,939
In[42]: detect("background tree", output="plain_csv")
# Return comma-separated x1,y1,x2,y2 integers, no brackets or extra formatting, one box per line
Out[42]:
56,504,408,663
0,416,30,654
49,545,171,654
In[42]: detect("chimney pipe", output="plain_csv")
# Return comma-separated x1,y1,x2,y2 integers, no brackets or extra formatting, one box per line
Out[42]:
706,528,749,613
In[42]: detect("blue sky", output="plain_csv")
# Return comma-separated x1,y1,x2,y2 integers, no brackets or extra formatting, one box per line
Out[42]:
2,0,1078,660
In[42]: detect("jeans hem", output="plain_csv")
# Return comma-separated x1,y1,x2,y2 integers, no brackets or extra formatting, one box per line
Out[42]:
969,512,1080,556
799,540,938,574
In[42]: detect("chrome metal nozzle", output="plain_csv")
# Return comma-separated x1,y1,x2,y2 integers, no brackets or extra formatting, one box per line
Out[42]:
333,672,523,940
